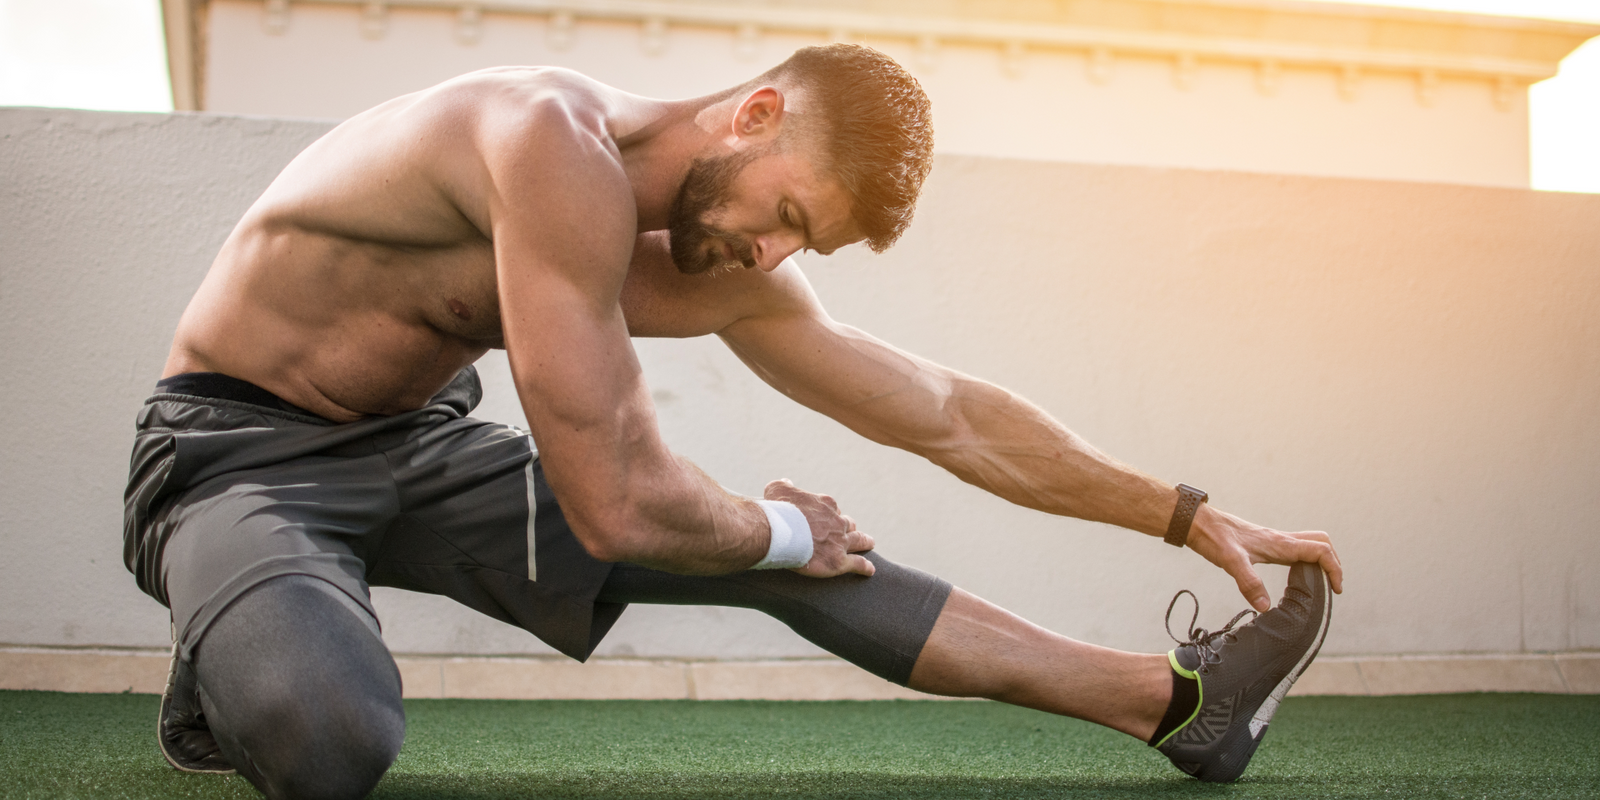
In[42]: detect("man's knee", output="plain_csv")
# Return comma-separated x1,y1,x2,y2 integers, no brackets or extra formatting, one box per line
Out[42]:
749,552,952,685
194,575,405,799
203,679,403,800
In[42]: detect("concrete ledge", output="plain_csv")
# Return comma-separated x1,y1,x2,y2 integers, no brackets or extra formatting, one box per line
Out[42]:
1290,653,1600,696
0,649,170,695
1556,654,1600,694
4,648,1596,699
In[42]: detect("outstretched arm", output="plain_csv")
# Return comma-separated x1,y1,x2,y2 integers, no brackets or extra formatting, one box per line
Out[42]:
718,264,1341,610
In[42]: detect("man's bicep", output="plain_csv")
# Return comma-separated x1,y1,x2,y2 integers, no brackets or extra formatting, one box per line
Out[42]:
486,146,653,526
497,264,667,545
720,308,963,452
501,275,639,430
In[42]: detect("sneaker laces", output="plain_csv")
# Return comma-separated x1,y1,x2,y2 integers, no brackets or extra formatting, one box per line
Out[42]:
1164,590,1257,675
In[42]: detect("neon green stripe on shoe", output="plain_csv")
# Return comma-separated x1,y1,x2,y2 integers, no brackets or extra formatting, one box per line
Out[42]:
1168,649,1198,680
1153,649,1203,749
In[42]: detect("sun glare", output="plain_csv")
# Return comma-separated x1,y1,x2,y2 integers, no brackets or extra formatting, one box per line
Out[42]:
1311,0,1600,193
0,0,173,113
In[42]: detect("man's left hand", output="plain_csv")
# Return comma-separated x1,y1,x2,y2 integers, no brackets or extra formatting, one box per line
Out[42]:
1186,506,1344,612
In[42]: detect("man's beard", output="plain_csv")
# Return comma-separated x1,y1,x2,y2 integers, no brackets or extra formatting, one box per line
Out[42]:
667,151,759,275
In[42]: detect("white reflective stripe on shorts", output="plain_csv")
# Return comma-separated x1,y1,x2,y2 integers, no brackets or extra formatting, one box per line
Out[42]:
524,434,538,582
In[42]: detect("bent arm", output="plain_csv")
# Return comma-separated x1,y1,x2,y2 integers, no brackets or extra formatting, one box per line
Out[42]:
503,280,767,573
481,111,768,574
719,264,1342,608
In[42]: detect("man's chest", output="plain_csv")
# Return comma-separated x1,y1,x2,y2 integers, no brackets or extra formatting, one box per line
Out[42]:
408,240,505,345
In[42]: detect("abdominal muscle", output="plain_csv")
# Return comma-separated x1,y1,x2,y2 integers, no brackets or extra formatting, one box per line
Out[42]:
164,224,499,423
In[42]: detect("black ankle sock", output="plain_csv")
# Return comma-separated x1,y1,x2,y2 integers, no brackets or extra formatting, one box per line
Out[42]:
1148,664,1200,746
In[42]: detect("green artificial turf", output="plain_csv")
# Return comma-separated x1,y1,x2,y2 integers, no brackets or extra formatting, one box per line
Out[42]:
1,691,1596,799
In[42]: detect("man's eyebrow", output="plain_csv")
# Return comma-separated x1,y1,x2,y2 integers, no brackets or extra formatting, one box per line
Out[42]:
787,196,821,254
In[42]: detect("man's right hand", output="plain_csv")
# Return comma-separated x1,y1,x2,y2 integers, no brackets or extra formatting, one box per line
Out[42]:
763,479,876,578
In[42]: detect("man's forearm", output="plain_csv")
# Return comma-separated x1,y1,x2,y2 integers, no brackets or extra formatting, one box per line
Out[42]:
618,457,776,573
915,375,1343,612
921,378,1178,537
569,452,775,574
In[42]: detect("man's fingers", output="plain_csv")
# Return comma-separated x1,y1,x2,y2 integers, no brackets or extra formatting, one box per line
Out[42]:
1312,543,1344,595
1230,560,1271,613
847,529,875,553
763,479,795,498
843,553,875,577
1286,534,1344,595
1198,512,1343,608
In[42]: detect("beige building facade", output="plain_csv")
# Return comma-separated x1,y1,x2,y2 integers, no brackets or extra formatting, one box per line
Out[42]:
162,0,1599,187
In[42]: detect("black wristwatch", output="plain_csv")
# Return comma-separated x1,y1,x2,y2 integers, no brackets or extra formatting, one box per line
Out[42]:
1163,484,1208,547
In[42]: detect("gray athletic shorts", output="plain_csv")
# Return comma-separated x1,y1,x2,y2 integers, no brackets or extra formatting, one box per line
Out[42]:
124,366,624,663
124,366,950,680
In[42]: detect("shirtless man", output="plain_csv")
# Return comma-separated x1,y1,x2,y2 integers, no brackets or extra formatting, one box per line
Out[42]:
125,45,1342,800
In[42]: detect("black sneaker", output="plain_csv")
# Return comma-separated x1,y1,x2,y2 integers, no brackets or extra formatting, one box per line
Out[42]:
159,626,235,774
1151,562,1332,782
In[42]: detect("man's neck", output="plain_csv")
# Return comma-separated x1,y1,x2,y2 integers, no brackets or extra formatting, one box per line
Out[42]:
613,91,741,233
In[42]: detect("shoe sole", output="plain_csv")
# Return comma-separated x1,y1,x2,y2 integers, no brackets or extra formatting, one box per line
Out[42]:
1245,562,1333,740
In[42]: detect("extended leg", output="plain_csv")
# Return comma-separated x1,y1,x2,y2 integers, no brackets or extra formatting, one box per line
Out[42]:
190,575,405,800
596,552,1168,739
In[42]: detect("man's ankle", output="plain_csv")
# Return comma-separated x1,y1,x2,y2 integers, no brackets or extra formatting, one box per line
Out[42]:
1114,652,1175,742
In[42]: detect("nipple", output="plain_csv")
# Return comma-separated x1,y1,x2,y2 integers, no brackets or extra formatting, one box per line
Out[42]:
447,299,474,321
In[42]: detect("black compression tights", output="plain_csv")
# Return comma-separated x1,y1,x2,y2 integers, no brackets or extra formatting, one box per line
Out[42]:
597,551,952,685
192,575,404,800
192,552,951,799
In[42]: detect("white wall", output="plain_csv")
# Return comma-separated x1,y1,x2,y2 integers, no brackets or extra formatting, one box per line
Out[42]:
0,109,331,649
2,108,1597,665
199,0,1536,188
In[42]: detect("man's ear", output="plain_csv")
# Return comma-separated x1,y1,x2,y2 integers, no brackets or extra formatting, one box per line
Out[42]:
731,86,786,144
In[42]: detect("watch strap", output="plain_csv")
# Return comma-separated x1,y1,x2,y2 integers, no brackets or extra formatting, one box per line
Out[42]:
1163,484,1208,547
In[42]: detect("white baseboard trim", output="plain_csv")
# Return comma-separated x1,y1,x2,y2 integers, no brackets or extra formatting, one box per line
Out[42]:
1291,652,1600,696
2,647,1596,700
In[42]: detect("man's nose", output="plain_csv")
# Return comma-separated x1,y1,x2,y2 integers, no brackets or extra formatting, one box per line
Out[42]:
752,231,804,271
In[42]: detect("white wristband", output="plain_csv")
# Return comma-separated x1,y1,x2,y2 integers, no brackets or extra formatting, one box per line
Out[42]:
753,500,814,570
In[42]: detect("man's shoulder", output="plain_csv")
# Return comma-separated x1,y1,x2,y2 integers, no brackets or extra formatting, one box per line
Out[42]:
434,66,606,110
416,69,632,237
428,67,615,153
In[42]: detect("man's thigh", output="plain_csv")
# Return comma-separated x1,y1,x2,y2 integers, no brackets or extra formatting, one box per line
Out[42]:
368,417,619,661
161,452,396,661
372,416,954,673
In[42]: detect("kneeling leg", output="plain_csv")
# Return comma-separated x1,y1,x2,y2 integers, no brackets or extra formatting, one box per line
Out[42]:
192,575,405,800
